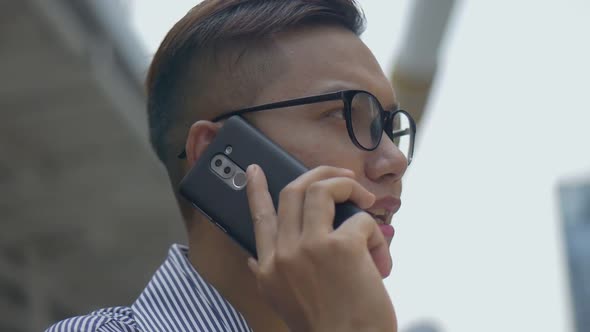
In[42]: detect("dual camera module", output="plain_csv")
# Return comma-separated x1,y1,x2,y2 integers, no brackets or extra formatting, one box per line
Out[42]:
210,146,247,190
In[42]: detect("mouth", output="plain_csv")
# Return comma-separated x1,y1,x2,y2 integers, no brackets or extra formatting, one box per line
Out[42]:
366,196,401,278
367,209,390,225
366,196,401,226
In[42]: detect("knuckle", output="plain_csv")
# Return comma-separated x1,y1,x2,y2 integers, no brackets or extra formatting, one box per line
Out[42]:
298,235,364,262
313,165,335,174
313,165,352,176
348,215,375,235
256,263,275,282
335,234,365,255
252,211,272,225
273,247,300,269
357,211,375,223
350,211,373,225
359,213,378,230
339,177,356,187
274,247,292,262
306,181,326,196
304,236,348,255
329,235,354,252
280,183,302,200
299,238,320,256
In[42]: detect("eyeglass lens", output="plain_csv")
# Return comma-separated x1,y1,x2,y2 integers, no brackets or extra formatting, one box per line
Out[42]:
349,92,413,163
350,92,382,149
390,112,413,163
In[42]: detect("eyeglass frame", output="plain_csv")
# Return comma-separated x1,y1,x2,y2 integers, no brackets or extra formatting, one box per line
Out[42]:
177,89,416,165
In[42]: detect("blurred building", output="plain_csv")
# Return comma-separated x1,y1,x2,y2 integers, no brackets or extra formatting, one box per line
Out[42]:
0,1,184,331
402,321,442,332
559,178,590,332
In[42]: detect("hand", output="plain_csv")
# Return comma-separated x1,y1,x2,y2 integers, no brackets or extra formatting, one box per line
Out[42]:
246,165,397,332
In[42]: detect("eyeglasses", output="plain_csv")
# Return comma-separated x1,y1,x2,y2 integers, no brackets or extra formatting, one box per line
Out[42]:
178,89,416,165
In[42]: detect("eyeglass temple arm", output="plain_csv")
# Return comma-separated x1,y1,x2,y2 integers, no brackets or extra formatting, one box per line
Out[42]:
179,92,344,158
212,92,343,122
390,128,412,138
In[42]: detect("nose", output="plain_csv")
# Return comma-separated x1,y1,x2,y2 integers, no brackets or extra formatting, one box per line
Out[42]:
364,133,408,183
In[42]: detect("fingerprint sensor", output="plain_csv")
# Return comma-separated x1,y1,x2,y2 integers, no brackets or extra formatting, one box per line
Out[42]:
232,171,247,189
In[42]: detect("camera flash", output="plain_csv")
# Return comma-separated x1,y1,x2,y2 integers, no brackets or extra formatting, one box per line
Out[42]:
225,145,233,155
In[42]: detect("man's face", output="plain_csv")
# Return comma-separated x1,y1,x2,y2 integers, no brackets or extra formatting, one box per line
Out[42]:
243,25,408,255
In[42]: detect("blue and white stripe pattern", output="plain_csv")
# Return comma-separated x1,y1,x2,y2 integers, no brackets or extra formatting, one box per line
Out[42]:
46,244,252,331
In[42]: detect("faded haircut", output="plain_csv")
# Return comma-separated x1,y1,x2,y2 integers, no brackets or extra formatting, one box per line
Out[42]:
145,0,366,224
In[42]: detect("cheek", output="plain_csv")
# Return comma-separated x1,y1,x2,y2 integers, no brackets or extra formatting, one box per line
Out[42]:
256,116,365,172
281,127,364,173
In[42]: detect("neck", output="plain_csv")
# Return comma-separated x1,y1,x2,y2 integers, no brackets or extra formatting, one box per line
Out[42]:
188,216,288,332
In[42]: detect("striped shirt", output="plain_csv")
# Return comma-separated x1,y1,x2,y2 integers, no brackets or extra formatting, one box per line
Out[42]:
46,244,252,331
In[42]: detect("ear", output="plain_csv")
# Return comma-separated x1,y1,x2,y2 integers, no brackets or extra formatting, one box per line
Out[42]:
185,120,222,168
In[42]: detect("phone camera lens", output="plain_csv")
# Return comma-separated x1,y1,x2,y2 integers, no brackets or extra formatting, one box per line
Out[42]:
223,166,231,174
215,159,222,167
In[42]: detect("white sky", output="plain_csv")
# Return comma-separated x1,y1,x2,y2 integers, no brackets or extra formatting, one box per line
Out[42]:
132,1,590,331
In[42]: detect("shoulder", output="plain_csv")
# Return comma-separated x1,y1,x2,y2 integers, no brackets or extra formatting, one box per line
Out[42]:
45,306,138,332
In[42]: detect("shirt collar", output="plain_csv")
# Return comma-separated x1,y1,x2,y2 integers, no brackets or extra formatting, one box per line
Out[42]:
131,244,251,331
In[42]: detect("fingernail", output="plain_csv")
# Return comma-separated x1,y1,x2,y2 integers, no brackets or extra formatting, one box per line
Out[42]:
365,193,377,209
246,164,257,178
247,257,258,273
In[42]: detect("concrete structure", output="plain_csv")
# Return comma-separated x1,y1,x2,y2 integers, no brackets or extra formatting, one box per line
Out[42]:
0,1,184,330
391,0,456,125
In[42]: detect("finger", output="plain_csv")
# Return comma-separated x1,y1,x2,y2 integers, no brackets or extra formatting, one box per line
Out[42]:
337,212,391,278
277,166,356,247
247,257,260,275
301,177,375,236
246,164,278,262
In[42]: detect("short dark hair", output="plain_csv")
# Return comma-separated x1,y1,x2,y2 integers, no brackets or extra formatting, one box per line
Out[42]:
146,0,365,220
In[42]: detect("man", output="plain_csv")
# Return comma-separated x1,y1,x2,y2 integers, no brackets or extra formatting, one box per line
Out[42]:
47,0,415,331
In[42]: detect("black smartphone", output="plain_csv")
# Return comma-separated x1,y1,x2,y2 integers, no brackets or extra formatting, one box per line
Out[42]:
179,115,363,258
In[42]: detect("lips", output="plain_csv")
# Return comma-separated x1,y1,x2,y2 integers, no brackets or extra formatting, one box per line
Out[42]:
366,196,401,226
367,196,400,278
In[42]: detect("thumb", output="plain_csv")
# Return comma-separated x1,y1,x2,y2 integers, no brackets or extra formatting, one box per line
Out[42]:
338,213,391,278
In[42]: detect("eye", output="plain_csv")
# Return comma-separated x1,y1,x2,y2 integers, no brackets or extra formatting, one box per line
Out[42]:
322,108,345,120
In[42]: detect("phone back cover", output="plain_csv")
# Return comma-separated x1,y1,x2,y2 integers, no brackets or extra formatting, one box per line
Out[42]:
179,116,362,258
